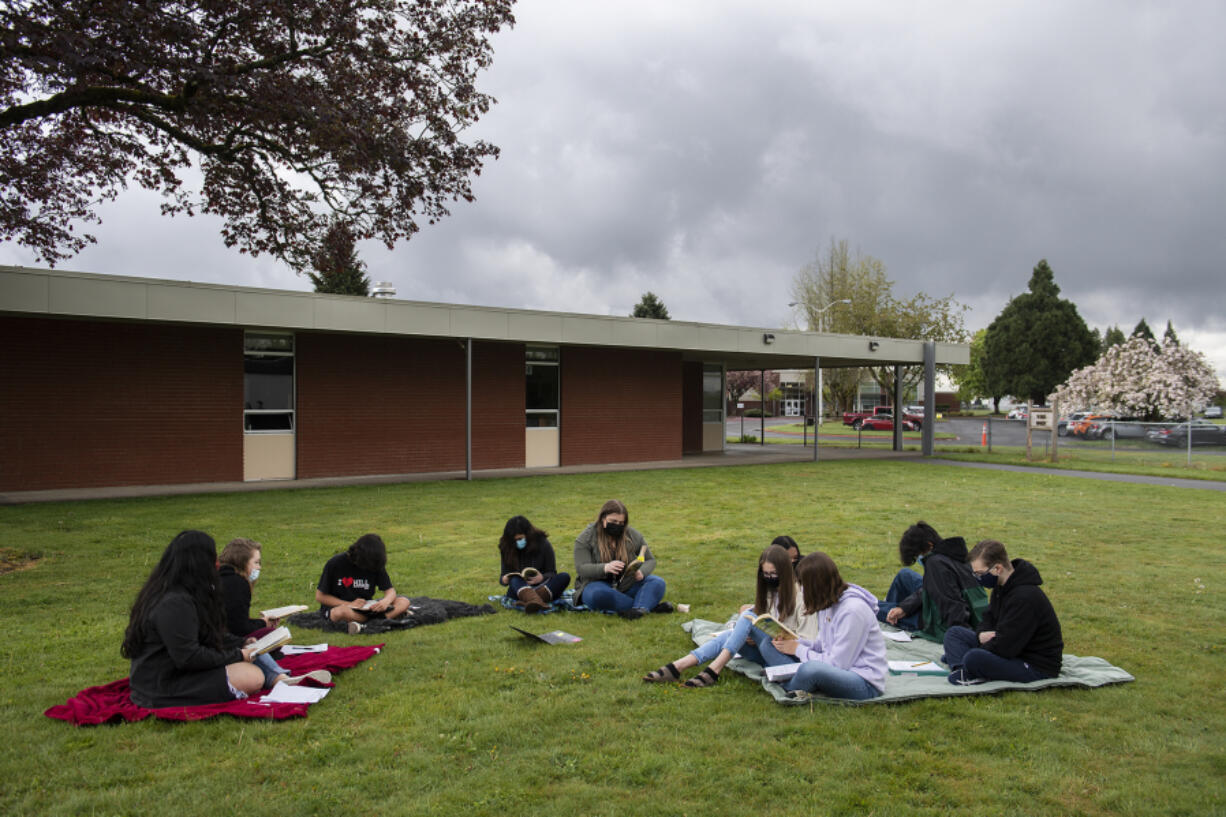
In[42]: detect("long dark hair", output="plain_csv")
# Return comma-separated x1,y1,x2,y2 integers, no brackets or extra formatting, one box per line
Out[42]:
755,544,797,619
499,515,548,565
348,533,388,572
796,551,849,614
121,530,225,658
594,499,630,563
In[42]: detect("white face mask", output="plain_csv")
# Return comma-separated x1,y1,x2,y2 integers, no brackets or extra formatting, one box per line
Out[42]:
248,567,260,583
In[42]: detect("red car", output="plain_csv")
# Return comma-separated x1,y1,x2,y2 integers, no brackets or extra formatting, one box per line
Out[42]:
859,415,920,432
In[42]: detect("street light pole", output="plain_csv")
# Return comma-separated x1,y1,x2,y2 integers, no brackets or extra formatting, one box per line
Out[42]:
809,299,851,426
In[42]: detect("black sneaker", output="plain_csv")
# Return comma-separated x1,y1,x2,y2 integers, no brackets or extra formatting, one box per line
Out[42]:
947,668,985,686
618,607,648,620
651,601,675,614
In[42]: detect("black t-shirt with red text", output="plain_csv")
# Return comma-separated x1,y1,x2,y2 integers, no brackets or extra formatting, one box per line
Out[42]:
317,552,393,610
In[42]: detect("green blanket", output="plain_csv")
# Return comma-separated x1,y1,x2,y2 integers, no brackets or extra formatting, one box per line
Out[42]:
682,618,1134,706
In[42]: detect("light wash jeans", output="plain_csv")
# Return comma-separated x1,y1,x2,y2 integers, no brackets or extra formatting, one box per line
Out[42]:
580,574,666,612
691,611,799,668
785,660,882,700
254,653,288,688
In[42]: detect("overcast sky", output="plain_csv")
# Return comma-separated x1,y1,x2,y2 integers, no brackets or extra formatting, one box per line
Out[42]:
4,1,1224,377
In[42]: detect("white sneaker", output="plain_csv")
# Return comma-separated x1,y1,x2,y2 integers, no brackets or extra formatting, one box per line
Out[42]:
347,621,363,635
284,670,333,686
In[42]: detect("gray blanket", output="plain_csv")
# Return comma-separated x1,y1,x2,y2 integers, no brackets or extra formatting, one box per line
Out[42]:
683,618,1134,706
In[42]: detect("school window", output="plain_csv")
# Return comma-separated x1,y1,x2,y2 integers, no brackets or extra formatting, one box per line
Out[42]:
244,331,294,431
526,345,559,428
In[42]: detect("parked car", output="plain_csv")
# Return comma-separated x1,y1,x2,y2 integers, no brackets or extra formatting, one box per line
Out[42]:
859,415,920,432
1205,405,1223,419
1146,420,1226,446
1057,412,1090,437
1086,417,1147,440
1068,413,1110,438
905,404,926,416
842,406,923,430
1006,407,1028,421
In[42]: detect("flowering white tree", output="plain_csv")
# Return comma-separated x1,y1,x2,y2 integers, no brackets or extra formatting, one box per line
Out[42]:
1050,336,1220,420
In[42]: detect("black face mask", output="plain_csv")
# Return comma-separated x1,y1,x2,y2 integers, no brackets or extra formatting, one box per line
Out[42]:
762,574,781,588
604,521,625,538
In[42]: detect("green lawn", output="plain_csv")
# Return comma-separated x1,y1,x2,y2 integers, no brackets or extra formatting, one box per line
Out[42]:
3,460,1224,816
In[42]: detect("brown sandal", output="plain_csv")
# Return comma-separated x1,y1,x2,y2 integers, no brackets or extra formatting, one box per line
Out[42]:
642,663,681,683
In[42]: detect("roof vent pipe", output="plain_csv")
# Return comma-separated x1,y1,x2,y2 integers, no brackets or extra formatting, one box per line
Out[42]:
371,281,396,299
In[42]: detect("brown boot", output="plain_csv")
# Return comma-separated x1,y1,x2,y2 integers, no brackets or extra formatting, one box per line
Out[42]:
517,586,546,614
535,585,553,605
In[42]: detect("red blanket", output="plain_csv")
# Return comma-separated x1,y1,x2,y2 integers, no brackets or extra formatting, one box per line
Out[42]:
44,644,383,726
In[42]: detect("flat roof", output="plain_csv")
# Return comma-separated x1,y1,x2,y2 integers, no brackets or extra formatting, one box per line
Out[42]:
0,266,969,369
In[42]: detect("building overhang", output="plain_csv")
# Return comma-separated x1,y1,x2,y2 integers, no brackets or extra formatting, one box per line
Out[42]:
0,266,969,369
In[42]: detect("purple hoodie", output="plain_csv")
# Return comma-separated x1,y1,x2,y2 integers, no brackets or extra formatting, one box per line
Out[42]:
794,583,887,692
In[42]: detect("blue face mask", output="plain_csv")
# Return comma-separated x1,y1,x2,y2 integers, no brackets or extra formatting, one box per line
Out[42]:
976,570,998,588
248,567,260,583
916,554,926,567
515,538,527,551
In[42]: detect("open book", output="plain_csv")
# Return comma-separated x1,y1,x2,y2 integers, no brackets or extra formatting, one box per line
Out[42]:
614,546,647,593
751,613,799,642
248,625,292,656
505,567,541,582
259,604,309,620
509,625,582,644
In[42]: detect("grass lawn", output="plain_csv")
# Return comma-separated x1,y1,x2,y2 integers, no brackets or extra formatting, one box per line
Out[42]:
3,460,1223,816
932,445,1226,482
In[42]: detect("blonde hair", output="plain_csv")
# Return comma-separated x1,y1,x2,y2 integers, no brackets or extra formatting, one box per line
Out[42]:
219,537,261,572
594,499,630,563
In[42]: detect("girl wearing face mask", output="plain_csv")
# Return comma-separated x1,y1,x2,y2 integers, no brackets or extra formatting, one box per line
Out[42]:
218,538,329,689
643,544,816,687
498,515,571,613
573,499,668,619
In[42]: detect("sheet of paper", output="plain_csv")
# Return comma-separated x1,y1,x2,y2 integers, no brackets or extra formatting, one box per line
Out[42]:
883,629,913,642
888,660,945,673
764,663,800,682
280,643,328,654
263,683,331,704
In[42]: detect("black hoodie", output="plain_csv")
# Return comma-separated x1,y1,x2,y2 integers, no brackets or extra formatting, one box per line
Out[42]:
898,535,982,639
979,558,1064,677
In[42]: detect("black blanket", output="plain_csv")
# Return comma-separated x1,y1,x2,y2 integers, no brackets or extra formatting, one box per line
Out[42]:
289,597,496,634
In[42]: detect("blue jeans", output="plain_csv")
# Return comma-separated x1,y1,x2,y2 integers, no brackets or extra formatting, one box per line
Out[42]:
581,574,666,613
876,568,922,630
691,612,799,668
785,660,882,700
507,572,571,602
943,626,1050,683
254,653,288,688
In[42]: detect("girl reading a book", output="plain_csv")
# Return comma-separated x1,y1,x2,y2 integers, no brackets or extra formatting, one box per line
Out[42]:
315,533,413,634
774,552,887,701
573,499,669,619
218,538,329,689
122,530,265,707
643,543,816,687
498,515,571,613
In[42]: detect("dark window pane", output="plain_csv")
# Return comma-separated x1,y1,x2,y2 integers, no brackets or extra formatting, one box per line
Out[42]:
526,413,559,428
526,364,559,410
244,412,294,431
244,355,294,410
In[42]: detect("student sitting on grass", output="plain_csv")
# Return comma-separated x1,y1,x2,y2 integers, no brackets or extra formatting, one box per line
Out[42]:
643,543,816,687
498,515,571,613
123,530,264,707
879,521,986,640
944,539,1064,686
573,499,670,619
774,534,802,569
776,552,887,702
315,533,413,634
219,537,330,689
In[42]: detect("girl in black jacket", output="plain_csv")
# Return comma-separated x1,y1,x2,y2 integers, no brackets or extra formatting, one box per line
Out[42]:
498,515,570,613
122,531,264,707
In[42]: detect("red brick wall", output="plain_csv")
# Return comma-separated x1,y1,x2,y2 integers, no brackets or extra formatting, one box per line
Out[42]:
0,316,242,491
296,335,524,477
560,347,682,465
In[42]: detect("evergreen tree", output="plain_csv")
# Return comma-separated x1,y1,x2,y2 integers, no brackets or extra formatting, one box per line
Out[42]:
1101,325,1127,353
982,259,1098,405
1163,320,1179,345
631,292,671,319
307,222,371,296
1132,317,1158,350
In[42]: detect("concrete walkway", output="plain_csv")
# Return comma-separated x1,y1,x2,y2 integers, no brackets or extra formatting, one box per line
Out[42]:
924,458,1226,492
